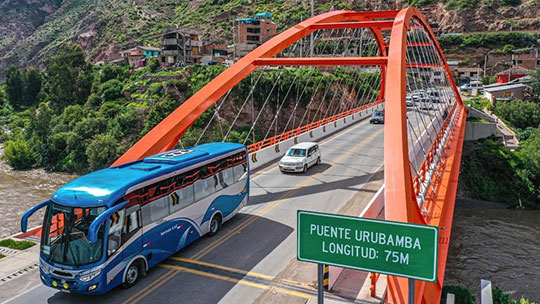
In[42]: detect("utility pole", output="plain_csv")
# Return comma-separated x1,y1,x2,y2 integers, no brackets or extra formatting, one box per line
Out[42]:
310,0,314,57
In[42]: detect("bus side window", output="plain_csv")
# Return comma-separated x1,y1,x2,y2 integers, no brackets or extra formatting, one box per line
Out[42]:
194,176,216,201
122,205,141,243
221,168,234,187
108,209,125,257
214,175,223,192
170,184,195,213
233,163,247,182
141,197,170,226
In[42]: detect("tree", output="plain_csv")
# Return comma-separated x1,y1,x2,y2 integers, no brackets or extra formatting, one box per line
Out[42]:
45,44,94,113
0,85,6,107
529,69,540,102
518,127,540,204
4,67,43,110
148,57,160,73
86,134,117,171
99,79,124,101
2,140,36,169
4,66,24,110
23,68,43,107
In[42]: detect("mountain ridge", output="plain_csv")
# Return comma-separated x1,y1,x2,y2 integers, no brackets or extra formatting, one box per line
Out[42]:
1,0,540,74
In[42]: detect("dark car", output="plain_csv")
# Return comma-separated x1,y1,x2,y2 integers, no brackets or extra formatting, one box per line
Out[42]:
370,111,384,124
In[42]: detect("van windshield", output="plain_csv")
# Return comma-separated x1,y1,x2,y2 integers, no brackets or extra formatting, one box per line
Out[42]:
286,149,306,157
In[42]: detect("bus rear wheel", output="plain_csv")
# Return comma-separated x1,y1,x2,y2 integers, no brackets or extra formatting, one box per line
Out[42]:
122,261,141,289
208,214,222,236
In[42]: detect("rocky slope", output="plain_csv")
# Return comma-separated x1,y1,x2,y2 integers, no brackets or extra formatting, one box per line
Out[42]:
1,0,540,74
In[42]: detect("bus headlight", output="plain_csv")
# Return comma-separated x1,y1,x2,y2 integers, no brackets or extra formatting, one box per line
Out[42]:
79,269,101,282
39,263,51,274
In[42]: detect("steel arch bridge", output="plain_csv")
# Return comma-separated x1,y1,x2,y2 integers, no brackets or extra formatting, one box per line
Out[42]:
113,7,466,303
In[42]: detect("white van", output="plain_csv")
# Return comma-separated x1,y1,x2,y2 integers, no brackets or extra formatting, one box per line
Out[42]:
279,142,321,173
459,81,483,93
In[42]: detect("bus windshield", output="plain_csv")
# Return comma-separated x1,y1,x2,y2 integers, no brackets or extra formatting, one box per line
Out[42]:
41,202,106,266
286,149,306,157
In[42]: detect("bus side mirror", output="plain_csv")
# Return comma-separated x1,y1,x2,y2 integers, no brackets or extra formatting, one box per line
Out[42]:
21,201,49,233
88,201,129,243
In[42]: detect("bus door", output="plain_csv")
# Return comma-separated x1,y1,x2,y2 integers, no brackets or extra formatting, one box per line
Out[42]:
107,204,142,262
120,205,142,259
141,197,172,262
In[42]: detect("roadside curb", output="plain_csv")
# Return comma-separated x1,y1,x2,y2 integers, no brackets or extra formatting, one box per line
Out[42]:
0,238,40,286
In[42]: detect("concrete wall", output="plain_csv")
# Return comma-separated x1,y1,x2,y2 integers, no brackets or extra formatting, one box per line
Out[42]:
465,121,497,141
248,104,383,171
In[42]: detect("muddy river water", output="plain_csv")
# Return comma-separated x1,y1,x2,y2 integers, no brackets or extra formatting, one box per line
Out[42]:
0,147,538,300
445,200,540,301
0,146,75,238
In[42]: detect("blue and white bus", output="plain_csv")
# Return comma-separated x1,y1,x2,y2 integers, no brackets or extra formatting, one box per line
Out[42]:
21,142,249,294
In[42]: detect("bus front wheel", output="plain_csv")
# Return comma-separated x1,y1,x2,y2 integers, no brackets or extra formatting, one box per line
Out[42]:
208,214,222,236
122,261,141,289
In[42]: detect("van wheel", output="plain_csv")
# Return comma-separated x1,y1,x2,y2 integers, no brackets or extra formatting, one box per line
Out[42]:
303,164,308,173
316,157,321,165
122,261,141,289
208,214,222,236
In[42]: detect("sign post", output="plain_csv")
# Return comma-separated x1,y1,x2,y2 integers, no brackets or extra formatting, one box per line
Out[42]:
297,210,439,301
317,263,323,304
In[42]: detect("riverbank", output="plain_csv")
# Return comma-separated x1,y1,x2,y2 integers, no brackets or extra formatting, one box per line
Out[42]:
445,198,540,301
0,146,75,238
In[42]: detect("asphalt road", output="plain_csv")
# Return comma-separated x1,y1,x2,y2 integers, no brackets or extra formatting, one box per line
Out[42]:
2,108,437,304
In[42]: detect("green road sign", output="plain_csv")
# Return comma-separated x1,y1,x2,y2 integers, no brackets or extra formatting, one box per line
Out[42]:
297,210,439,282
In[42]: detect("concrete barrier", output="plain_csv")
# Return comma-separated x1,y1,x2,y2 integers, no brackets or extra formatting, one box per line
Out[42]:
249,103,383,171
464,121,498,141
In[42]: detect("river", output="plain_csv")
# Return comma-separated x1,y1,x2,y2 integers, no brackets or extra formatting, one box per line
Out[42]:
445,199,540,301
0,146,76,238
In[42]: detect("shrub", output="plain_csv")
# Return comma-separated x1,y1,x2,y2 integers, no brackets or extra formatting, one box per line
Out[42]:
99,79,124,101
503,44,516,54
148,57,160,73
2,140,36,169
493,100,540,130
0,239,36,250
86,134,118,171
441,285,475,304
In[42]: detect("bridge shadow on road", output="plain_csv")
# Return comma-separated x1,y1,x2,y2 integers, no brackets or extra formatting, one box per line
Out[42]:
43,215,295,304
249,166,383,207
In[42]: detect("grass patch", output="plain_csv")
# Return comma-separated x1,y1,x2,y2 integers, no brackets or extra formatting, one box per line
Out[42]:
0,239,36,250
467,117,490,123
0,254,5,259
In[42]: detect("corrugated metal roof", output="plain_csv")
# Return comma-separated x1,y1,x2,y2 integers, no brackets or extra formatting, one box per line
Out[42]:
484,83,526,92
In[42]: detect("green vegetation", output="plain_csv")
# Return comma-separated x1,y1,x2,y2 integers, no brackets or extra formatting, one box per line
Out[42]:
464,96,491,111
0,239,36,250
441,285,475,304
466,117,489,123
461,134,539,207
441,284,537,304
0,254,4,259
438,32,538,52
493,100,540,130
1,43,378,174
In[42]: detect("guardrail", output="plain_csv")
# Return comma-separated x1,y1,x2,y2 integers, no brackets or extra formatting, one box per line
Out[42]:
248,101,384,171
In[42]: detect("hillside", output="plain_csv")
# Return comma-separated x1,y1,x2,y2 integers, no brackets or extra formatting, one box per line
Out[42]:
1,0,540,74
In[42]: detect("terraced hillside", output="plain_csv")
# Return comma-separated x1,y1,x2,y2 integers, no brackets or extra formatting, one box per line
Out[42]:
1,0,540,74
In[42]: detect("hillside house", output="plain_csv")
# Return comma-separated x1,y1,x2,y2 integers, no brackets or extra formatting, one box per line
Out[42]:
233,13,276,58
496,66,532,83
119,46,162,66
161,27,203,66
512,49,540,70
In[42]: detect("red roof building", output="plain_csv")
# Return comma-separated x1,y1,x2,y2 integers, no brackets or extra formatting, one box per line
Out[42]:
496,66,532,83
